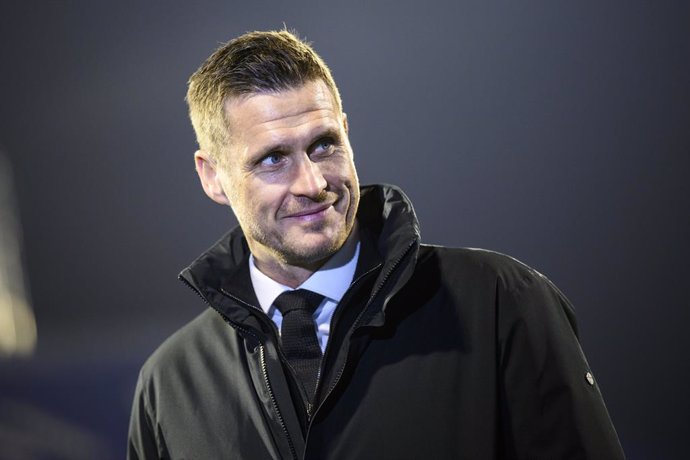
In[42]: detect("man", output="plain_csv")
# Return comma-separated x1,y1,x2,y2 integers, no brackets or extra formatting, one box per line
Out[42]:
128,30,624,459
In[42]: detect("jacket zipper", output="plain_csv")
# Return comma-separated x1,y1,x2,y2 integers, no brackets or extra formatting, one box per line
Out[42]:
308,261,383,419
259,345,298,460
179,276,298,460
308,239,417,429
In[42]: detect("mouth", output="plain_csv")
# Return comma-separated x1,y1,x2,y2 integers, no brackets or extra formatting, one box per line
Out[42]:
284,202,334,221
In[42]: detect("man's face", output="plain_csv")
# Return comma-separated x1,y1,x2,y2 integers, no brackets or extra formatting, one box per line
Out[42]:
199,80,359,271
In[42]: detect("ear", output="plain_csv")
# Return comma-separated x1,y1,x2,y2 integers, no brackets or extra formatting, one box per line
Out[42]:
342,112,349,134
194,150,231,206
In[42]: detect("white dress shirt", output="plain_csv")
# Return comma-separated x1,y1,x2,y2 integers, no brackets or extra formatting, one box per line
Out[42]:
248,231,360,352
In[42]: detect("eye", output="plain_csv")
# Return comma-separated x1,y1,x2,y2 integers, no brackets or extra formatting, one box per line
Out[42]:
312,137,334,155
259,152,284,167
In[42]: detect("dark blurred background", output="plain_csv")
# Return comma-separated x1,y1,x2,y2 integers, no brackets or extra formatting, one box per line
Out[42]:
0,1,688,458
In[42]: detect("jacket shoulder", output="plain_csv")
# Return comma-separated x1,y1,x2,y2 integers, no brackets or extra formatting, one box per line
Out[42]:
138,308,227,382
418,245,551,293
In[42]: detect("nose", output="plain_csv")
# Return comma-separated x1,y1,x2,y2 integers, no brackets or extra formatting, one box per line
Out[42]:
290,153,327,198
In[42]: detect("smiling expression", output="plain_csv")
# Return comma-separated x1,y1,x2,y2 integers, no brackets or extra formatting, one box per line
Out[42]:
197,80,360,279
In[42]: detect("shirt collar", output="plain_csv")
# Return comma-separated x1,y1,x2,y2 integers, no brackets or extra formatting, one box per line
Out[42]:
249,227,361,315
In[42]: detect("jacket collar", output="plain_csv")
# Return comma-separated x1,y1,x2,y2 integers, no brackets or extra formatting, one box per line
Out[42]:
178,184,421,325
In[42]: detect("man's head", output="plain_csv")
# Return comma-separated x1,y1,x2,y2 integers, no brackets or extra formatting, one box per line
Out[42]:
187,30,359,285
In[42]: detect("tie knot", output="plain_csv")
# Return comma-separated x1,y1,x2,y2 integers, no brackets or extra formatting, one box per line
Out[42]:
273,289,324,316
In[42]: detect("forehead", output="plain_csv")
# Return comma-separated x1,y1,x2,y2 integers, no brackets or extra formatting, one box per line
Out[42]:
224,81,341,150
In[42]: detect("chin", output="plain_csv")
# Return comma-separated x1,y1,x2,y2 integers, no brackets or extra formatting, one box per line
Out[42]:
282,235,344,266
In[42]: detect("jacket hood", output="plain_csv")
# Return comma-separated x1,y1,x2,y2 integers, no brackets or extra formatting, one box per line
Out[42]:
179,183,421,324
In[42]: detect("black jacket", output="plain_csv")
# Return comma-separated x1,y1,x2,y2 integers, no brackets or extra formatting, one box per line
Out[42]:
128,184,624,459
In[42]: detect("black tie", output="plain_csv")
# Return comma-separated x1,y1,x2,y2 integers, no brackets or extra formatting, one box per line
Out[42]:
273,289,324,403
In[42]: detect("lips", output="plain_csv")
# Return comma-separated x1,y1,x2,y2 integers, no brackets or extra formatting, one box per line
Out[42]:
285,202,333,219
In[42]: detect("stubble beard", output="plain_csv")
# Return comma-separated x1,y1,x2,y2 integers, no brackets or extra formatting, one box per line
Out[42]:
247,190,357,270
236,173,360,272
251,209,353,270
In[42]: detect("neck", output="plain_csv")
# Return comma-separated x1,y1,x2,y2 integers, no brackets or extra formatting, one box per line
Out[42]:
252,257,321,288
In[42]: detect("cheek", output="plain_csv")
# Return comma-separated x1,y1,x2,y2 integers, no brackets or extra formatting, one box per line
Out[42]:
341,164,360,193
226,184,259,221
324,156,358,185
248,183,291,213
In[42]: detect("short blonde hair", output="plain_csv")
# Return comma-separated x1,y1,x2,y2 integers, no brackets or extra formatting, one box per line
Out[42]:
186,30,342,161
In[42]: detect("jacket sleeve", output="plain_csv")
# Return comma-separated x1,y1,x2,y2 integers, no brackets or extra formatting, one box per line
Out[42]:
127,371,165,460
497,270,625,459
